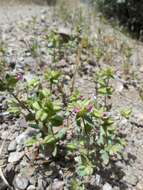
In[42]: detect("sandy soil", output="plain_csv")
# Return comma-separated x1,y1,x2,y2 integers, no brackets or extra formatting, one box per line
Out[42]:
0,0,49,24
1,1,143,189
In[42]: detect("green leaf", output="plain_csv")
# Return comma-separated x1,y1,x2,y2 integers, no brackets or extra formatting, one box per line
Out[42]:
98,87,108,95
6,74,17,88
75,156,94,177
41,89,50,97
43,99,53,111
109,144,124,155
45,70,61,84
70,90,80,102
43,135,56,145
51,115,63,126
76,117,81,127
35,109,43,120
93,108,102,118
77,163,93,177
84,122,93,133
104,67,114,78
29,124,40,129
8,106,21,116
53,101,62,111
27,78,40,90
56,128,67,140
40,112,48,122
67,142,77,151
71,179,84,190
0,80,6,91
26,138,38,147
32,101,41,110
100,150,109,165
26,113,35,121
121,108,132,119
103,118,114,125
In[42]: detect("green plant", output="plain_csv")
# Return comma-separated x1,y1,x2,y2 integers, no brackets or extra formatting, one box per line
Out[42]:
94,67,114,109
121,107,132,119
0,57,126,188
64,68,125,182
46,31,66,64
27,88,67,156
67,94,125,179
71,178,85,190
25,38,40,58
0,72,66,156
45,69,61,91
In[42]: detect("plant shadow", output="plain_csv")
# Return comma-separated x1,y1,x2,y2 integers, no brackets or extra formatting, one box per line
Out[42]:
86,151,137,190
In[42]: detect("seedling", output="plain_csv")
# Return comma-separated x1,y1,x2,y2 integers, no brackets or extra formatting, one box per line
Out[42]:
45,69,61,92
94,67,114,109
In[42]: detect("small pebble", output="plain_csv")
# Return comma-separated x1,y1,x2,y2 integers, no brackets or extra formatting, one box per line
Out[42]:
103,183,112,190
8,140,17,152
8,151,24,163
14,175,29,190
27,185,36,190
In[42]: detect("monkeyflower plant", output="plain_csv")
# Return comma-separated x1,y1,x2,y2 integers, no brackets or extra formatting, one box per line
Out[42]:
0,66,126,188
67,89,125,178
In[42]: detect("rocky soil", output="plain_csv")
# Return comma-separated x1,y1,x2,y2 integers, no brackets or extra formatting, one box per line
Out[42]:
1,1,143,190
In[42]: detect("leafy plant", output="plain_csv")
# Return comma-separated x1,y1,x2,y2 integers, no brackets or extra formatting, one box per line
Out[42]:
45,69,61,91
46,31,66,63
94,67,114,108
67,92,125,178
121,108,132,119
0,44,127,188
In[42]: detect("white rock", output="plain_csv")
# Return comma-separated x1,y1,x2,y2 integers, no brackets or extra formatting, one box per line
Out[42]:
8,152,24,163
8,140,17,152
16,128,39,146
1,131,9,140
103,183,112,190
14,175,29,190
136,180,143,190
47,181,64,190
58,26,72,37
16,133,29,145
115,81,124,93
139,66,143,73
27,185,36,190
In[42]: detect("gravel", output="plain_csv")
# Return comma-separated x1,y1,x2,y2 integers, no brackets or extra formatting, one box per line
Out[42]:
102,183,112,190
13,175,29,190
8,151,24,163
0,1,143,190
8,140,17,152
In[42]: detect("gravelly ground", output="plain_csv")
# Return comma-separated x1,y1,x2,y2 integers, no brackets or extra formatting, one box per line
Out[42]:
0,0,50,24
0,1,143,190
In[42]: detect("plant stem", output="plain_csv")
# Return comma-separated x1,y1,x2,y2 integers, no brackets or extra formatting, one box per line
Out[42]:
10,91,32,114
71,43,82,94
103,124,108,146
82,117,90,156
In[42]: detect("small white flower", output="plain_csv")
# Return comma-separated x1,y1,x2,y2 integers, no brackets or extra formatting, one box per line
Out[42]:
93,95,97,101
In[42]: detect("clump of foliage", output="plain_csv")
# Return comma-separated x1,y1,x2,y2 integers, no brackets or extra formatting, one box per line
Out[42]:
0,65,126,188
0,20,131,188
